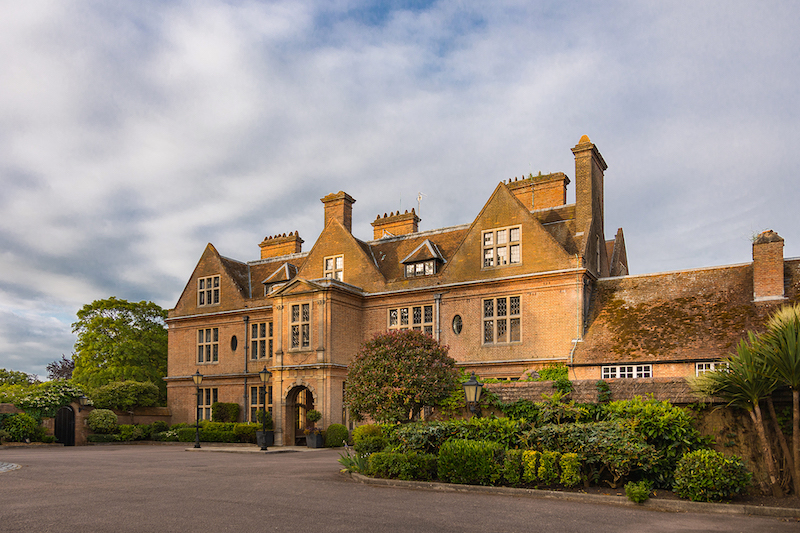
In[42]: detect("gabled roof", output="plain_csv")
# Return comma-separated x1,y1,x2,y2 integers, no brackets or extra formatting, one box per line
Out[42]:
262,263,298,285
573,259,800,367
400,239,446,264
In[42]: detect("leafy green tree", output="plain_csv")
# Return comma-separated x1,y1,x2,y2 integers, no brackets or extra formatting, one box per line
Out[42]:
90,381,160,413
0,368,38,386
345,331,458,423
693,335,783,497
760,304,800,495
72,297,167,399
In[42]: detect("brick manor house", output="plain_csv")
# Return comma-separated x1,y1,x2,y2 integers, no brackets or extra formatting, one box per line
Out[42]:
166,135,798,445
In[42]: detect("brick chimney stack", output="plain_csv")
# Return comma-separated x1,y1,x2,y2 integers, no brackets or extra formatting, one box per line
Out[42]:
572,135,608,276
752,230,786,303
321,191,355,233
259,232,303,259
507,172,570,210
371,209,420,239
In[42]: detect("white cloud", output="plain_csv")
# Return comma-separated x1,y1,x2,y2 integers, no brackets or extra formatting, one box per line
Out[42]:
1,0,799,373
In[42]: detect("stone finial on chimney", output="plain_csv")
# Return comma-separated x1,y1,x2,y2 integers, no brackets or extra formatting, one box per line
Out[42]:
371,209,420,239
321,191,356,233
259,231,303,259
752,230,785,303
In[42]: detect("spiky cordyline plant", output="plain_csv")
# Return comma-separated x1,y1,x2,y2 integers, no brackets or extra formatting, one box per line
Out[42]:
692,333,783,498
761,304,800,495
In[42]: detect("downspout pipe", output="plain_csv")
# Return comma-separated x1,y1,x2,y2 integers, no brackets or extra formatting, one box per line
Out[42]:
243,315,250,421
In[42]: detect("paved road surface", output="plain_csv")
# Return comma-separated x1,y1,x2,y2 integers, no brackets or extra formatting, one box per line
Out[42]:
0,445,797,533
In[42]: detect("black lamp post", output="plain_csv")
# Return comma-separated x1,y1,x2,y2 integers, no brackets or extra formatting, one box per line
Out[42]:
259,366,272,451
462,372,484,417
192,370,203,449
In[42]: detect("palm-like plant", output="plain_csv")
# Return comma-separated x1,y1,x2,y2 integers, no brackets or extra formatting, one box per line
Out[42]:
693,333,783,497
761,304,800,495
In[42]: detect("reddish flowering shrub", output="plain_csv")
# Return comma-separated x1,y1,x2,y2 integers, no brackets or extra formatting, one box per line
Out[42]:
345,331,458,423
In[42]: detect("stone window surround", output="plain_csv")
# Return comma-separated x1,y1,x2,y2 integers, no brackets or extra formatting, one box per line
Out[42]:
198,275,220,306
197,327,219,364
323,255,344,281
482,296,521,344
290,302,311,349
250,321,273,360
482,225,522,268
388,304,434,336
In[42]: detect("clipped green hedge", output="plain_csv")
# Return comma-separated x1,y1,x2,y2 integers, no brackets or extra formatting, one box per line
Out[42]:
212,402,240,423
176,427,238,443
368,451,438,481
673,449,751,502
87,434,122,443
437,439,503,486
86,409,118,434
233,423,260,443
388,417,528,455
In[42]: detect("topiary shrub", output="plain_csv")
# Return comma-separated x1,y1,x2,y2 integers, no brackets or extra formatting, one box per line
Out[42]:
438,439,504,486
354,434,387,455
211,402,240,423
86,409,118,434
538,450,561,485
256,409,273,430
2,413,39,442
673,449,752,502
559,452,581,487
522,450,540,483
625,480,652,503
325,424,349,447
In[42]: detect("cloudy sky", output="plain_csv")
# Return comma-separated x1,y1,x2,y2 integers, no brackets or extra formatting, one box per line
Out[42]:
2,0,798,377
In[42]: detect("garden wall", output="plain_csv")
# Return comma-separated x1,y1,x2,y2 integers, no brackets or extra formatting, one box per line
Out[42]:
486,378,700,404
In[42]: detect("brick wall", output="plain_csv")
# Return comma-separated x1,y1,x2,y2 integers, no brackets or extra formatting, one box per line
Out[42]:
487,377,701,405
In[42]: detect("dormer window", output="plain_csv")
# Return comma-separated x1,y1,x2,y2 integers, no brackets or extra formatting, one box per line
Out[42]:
405,260,436,277
324,255,343,281
400,239,445,278
198,275,220,306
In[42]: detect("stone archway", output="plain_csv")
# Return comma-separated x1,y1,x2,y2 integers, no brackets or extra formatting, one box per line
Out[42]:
285,386,315,446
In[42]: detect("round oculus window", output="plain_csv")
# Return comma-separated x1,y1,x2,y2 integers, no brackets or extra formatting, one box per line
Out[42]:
452,315,463,335
230,335,238,351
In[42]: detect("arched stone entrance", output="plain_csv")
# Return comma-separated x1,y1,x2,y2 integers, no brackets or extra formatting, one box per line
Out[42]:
285,386,315,446
54,406,75,446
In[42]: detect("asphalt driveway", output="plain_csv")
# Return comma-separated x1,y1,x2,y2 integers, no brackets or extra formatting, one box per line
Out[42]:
0,445,797,533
